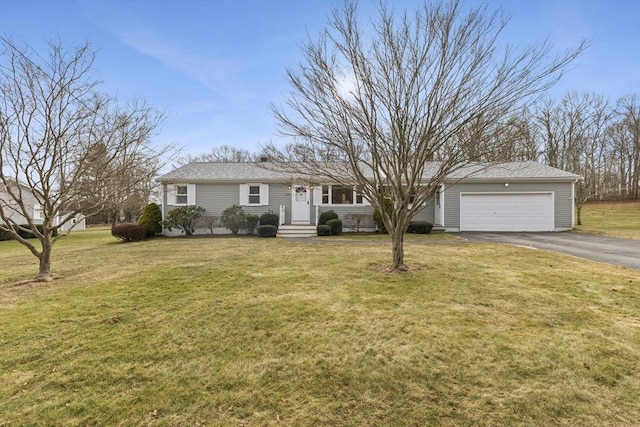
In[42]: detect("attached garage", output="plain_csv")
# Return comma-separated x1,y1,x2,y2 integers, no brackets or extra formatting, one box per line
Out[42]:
459,192,554,232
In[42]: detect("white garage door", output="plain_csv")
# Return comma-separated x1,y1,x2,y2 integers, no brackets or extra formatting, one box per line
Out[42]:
460,193,554,232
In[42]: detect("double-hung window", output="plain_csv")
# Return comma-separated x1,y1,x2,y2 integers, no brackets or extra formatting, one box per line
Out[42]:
240,183,269,206
168,184,195,206
248,185,261,205
176,185,188,205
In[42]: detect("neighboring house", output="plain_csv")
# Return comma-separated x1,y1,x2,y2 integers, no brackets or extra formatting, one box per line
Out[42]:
157,160,581,236
0,183,86,232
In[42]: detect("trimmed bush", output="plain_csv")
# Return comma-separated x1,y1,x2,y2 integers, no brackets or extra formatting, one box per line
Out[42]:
318,210,338,225
0,225,58,241
407,221,433,234
220,204,247,235
111,223,147,242
245,214,259,235
257,224,277,237
259,212,279,227
373,197,394,233
326,218,343,235
137,202,163,237
316,224,332,236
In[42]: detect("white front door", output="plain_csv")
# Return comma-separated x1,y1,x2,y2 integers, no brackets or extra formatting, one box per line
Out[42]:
292,185,310,223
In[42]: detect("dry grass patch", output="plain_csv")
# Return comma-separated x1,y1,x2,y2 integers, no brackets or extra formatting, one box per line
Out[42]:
0,230,638,426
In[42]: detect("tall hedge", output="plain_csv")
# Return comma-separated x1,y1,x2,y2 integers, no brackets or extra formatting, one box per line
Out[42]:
137,202,163,237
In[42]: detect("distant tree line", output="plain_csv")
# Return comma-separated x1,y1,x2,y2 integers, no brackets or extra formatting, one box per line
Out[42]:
471,92,639,204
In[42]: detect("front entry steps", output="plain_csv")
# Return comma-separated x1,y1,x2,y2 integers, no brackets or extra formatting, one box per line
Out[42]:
277,224,317,238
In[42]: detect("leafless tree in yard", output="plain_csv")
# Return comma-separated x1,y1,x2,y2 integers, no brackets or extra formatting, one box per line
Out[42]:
0,38,173,280
535,92,613,224
175,144,257,166
608,95,640,200
263,0,587,271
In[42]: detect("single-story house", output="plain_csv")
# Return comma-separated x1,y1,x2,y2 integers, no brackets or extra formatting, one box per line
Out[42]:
157,160,580,237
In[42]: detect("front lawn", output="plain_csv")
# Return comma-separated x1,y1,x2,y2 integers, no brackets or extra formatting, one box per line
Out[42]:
1,230,638,426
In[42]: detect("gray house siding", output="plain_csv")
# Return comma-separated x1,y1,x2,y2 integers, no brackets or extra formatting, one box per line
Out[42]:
164,182,292,234
443,181,574,231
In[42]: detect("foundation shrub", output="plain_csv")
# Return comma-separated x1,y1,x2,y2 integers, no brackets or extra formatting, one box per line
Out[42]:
259,212,279,227
407,221,433,234
316,224,332,236
318,210,338,225
245,214,260,235
326,218,343,235
257,225,277,237
111,223,147,242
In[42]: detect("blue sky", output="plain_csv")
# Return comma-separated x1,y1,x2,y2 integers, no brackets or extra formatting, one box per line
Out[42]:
1,0,639,159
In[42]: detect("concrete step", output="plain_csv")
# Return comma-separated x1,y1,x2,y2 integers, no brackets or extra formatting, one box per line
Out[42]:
277,224,317,238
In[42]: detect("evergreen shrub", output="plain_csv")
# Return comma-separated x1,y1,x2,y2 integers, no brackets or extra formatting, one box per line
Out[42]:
259,212,279,227
316,224,332,236
407,221,433,234
326,218,343,235
257,225,277,237
318,210,338,225
137,202,163,237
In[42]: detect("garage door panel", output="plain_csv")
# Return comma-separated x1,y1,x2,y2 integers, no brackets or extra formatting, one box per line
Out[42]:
460,193,553,232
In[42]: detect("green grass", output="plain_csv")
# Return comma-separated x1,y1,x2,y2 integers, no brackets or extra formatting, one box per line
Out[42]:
1,229,639,426
575,200,640,239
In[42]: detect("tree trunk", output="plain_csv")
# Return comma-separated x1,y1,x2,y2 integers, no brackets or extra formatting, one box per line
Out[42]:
389,229,409,272
576,204,583,226
37,237,53,280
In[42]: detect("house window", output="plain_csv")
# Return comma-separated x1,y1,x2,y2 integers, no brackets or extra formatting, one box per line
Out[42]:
248,185,261,204
240,183,268,206
322,185,330,204
332,186,353,204
318,185,368,205
176,185,188,205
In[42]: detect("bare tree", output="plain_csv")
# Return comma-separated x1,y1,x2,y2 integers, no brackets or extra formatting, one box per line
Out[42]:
0,38,173,280
263,1,587,271
608,95,640,200
175,144,257,166
535,92,612,224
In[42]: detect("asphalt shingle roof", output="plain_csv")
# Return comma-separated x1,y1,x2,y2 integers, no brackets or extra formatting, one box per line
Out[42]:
157,160,580,183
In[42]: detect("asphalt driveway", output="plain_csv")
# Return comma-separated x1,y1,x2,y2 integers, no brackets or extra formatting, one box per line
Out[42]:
459,232,640,270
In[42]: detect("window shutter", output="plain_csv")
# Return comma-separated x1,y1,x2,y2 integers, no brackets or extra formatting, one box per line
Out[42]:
313,186,322,205
167,184,176,206
362,193,371,206
239,184,248,205
260,184,269,206
187,184,196,205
